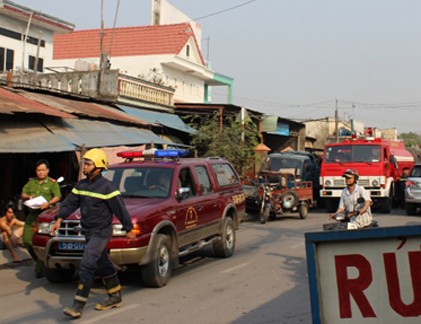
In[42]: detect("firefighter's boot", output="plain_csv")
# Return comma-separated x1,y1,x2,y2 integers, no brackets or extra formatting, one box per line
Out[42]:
63,281,92,319
95,272,122,311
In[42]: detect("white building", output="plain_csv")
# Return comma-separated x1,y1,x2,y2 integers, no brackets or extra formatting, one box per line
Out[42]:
51,0,232,104
0,0,74,73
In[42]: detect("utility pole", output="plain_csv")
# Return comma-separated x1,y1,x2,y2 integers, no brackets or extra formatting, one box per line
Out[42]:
33,30,42,83
335,99,339,143
98,0,105,98
22,13,33,71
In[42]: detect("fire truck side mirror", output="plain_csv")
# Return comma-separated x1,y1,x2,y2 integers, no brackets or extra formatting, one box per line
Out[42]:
390,155,398,169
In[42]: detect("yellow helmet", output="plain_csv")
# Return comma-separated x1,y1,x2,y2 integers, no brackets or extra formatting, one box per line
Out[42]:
83,148,108,170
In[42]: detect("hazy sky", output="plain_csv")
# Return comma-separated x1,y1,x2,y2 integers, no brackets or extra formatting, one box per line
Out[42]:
14,0,421,133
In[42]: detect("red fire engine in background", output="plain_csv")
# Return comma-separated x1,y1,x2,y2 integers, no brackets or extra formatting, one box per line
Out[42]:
319,135,415,213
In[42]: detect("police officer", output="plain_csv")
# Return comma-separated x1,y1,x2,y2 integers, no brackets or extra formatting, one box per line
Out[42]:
51,148,136,319
21,159,61,278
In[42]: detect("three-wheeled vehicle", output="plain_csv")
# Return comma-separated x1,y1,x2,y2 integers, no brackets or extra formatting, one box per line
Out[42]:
244,170,314,224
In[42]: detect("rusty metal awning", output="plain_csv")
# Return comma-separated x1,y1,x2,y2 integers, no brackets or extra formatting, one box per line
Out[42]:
0,119,75,153
44,119,174,149
0,87,75,118
19,90,153,126
118,105,197,134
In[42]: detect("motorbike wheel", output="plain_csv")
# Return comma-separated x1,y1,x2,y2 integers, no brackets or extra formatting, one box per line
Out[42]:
260,205,270,224
298,201,308,219
259,199,269,224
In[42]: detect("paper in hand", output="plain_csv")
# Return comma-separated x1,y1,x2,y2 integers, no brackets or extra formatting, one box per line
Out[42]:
23,196,48,209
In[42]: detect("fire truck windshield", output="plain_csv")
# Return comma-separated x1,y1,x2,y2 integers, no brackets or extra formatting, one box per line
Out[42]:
325,145,382,163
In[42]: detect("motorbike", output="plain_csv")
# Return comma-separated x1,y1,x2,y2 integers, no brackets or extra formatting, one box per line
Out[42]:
323,197,379,230
259,182,277,224
56,176,75,199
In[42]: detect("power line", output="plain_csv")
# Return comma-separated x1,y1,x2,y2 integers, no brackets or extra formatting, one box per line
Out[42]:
191,0,259,22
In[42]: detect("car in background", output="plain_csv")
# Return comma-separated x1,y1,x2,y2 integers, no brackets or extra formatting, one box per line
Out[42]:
405,163,421,215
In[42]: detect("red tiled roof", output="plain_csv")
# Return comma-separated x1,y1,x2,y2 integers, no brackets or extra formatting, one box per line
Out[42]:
53,23,205,65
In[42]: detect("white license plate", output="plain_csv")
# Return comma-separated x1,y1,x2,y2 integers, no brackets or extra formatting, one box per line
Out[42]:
58,242,85,250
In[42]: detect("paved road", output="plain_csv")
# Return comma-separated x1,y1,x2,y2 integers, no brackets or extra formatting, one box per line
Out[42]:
1,208,420,323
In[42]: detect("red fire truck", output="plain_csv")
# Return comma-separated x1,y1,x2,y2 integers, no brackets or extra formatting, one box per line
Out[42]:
320,136,414,213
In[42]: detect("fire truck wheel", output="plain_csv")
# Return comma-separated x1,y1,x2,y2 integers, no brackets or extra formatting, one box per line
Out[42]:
382,195,393,214
141,234,172,288
44,268,75,283
213,217,236,258
325,199,338,213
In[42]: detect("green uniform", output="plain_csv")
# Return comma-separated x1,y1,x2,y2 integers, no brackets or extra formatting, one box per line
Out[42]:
22,177,61,275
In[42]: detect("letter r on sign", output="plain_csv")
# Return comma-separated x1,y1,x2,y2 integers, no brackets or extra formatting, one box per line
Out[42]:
335,254,376,318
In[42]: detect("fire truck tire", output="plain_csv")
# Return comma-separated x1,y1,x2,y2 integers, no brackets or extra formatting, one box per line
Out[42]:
382,195,393,214
213,217,236,258
141,234,172,288
44,268,75,283
325,199,337,213
406,203,417,216
298,202,308,219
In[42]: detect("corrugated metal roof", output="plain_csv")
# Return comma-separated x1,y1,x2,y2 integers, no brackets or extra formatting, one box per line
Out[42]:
0,118,182,153
0,119,75,153
20,91,151,126
118,105,197,134
45,119,174,148
0,87,75,118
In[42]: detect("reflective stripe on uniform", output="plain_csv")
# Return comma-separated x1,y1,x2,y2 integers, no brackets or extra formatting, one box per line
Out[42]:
71,188,121,200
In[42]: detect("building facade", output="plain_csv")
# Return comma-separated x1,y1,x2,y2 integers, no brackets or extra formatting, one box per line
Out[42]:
0,0,74,73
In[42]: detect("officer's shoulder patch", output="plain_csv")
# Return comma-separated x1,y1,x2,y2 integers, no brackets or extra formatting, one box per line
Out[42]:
49,177,56,182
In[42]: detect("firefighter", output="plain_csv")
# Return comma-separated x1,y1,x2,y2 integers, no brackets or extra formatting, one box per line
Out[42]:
398,167,410,209
51,148,136,319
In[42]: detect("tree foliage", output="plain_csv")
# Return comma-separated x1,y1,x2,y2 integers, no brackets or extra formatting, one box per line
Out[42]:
189,113,259,173
398,132,421,147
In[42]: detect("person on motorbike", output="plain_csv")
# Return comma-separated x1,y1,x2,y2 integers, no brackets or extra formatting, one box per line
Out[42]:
330,168,373,229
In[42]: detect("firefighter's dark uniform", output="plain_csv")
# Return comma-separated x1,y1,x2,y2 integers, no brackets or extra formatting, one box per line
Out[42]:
56,173,133,314
21,177,61,275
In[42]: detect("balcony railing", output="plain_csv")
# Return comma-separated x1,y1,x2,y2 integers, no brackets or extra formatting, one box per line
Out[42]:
0,69,175,108
118,74,174,107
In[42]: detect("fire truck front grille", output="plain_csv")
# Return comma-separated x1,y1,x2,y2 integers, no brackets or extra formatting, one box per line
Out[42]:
333,179,346,186
332,179,370,187
57,220,84,237
358,179,370,187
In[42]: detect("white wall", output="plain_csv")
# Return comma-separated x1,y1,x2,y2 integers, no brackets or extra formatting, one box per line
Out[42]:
151,0,202,50
0,14,54,71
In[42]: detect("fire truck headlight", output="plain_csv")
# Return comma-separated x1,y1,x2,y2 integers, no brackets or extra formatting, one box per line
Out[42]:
324,180,332,187
372,179,379,187
37,222,55,234
112,224,141,236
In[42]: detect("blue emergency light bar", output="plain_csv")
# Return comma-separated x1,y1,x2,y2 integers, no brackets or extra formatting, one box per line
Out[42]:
117,149,189,159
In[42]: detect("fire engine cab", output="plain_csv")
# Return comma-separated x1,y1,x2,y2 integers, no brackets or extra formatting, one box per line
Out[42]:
320,136,414,213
